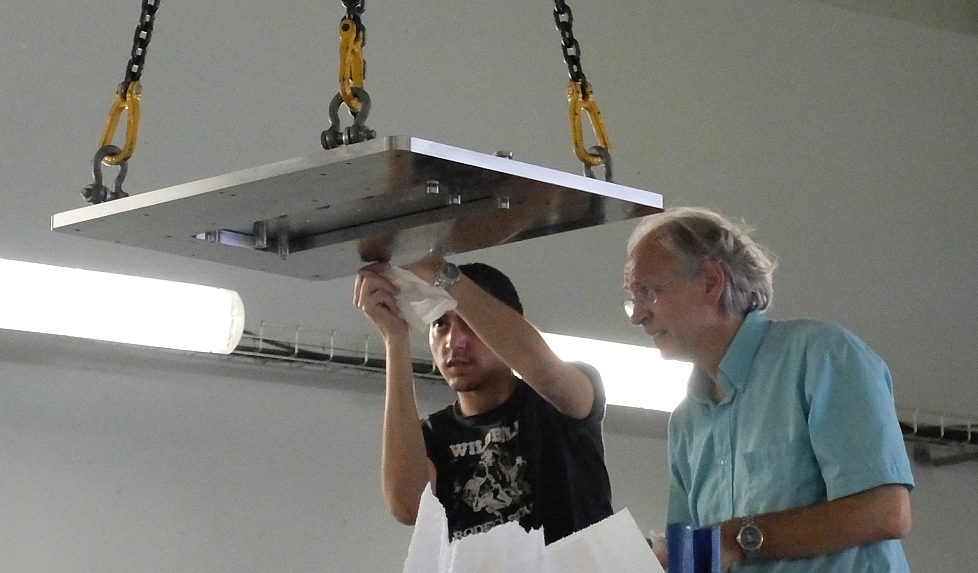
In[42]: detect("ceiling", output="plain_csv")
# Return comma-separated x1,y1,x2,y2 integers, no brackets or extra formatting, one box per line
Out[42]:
2,0,976,418
811,0,978,36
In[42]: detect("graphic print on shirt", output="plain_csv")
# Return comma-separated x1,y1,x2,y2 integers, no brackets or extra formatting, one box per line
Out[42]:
446,420,532,540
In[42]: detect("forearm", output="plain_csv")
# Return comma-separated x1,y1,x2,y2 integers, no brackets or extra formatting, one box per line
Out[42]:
380,337,431,525
720,484,911,566
403,257,594,416
450,278,555,377
450,277,594,417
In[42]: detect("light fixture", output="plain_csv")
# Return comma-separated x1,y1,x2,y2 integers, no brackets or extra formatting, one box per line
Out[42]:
0,257,245,354
541,332,692,412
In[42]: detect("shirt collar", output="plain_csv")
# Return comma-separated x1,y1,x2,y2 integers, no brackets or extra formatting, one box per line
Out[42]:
687,310,771,403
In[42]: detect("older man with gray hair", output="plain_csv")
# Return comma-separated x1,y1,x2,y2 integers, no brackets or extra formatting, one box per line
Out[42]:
624,207,913,572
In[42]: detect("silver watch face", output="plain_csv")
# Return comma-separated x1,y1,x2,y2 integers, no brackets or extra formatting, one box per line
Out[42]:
738,523,763,552
435,262,460,289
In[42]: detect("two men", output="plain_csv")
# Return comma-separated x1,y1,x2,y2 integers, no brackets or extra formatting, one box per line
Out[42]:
624,207,914,571
354,258,612,544
355,205,913,572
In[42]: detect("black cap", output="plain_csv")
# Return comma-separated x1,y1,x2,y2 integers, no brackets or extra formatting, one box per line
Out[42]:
458,263,524,315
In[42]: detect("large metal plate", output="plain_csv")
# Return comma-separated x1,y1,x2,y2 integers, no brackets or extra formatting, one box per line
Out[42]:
52,137,662,280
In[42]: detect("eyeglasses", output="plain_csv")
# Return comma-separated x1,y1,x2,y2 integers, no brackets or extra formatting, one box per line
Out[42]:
622,277,678,318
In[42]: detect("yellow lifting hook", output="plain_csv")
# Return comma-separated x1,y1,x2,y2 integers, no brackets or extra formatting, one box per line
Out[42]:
566,81,610,167
98,81,142,166
338,17,365,113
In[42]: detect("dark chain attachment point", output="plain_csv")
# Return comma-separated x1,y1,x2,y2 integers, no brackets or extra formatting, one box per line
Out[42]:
583,146,613,183
322,87,376,149
554,1,614,174
79,1,157,204
82,145,129,205
553,0,588,95
341,0,366,44
121,0,160,94
342,0,365,17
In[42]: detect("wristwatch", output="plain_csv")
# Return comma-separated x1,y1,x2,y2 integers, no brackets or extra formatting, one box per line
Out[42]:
736,515,764,560
433,260,461,291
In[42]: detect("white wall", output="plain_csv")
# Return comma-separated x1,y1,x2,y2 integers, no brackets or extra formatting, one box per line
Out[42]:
2,0,977,415
1,332,975,572
0,332,670,573
2,0,977,570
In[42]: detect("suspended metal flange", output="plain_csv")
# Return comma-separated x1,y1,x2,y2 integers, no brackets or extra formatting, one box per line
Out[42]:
53,137,662,281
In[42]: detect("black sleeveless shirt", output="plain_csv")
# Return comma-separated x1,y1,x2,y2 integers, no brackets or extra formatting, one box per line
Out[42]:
421,363,613,544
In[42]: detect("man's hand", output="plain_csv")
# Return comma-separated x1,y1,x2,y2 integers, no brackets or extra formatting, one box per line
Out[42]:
646,531,668,570
354,263,409,343
718,519,745,571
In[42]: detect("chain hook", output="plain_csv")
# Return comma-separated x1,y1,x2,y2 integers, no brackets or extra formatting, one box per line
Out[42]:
78,0,157,204
567,81,611,166
98,81,142,166
338,17,365,113
554,1,617,172
82,145,129,204
322,87,376,149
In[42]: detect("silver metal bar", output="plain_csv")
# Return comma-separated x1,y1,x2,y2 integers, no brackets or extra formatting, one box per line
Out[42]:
53,136,663,280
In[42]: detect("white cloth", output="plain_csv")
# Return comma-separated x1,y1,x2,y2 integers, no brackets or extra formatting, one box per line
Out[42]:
383,266,457,331
546,511,665,573
402,486,663,573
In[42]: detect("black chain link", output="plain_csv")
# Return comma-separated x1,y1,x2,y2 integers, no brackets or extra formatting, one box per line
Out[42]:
342,0,364,17
121,0,160,93
553,0,588,95
342,0,365,44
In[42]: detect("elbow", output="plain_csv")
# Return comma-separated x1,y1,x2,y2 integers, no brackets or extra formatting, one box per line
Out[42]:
390,504,419,526
884,504,912,540
878,486,913,540
384,489,422,525
381,463,431,526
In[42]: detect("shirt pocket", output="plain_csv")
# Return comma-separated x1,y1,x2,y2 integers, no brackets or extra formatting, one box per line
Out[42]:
741,439,826,511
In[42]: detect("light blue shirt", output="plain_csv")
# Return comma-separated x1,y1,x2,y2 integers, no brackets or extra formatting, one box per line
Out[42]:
667,311,914,572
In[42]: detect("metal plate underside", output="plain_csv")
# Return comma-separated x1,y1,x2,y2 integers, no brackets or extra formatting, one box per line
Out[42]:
52,137,663,281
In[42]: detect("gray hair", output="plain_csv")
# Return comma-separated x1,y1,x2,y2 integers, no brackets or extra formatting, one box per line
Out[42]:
627,207,777,315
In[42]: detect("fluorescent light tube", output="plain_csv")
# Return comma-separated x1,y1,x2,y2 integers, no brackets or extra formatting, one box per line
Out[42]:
0,258,245,354
542,332,692,412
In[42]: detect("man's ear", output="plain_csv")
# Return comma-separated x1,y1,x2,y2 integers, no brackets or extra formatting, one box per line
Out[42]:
700,259,726,305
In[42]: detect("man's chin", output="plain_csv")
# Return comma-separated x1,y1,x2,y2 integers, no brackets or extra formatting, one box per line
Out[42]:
653,339,679,361
447,375,481,393
648,332,667,351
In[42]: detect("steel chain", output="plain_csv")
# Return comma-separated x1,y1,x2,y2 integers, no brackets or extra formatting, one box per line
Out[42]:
121,0,160,93
341,0,365,45
552,0,588,95
342,0,364,17
322,0,374,148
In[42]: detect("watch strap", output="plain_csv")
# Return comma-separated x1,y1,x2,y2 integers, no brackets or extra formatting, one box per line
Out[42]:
737,515,763,560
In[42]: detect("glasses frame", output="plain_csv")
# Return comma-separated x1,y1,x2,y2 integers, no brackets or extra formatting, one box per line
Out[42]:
623,276,679,318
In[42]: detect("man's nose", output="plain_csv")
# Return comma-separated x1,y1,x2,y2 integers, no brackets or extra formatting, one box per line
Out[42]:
629,302,650,326
446,322,470,349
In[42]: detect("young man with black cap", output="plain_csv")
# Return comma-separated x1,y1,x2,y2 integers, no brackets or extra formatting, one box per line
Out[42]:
354,257,612,544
